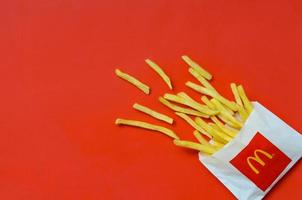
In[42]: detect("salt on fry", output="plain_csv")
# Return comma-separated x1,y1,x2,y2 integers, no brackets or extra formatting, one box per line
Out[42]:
188,68,216,91
115,69,150,94
159,97,209,118
175,112,212,138
133,103,173,124
181,55,212,80
173,139,216,154
115,118,179,139
186,81,237,111
145,59,173,90
237,85,253,114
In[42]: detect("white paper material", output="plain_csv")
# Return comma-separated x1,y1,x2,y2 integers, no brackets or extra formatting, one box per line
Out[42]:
199,102,302,200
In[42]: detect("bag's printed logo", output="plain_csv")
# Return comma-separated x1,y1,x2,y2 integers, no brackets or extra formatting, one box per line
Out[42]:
247,149,273,174
230,132,291,191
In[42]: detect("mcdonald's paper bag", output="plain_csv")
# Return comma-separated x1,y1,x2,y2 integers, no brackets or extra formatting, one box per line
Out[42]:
199,102,302,200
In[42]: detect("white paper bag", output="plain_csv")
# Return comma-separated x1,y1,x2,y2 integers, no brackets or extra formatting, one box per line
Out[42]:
199,102,302,200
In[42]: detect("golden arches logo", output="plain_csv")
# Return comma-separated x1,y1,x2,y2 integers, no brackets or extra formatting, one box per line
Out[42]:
246,149,273,174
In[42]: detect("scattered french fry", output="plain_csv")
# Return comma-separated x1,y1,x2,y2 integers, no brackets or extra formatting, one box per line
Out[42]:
211,116,238,137
177,92,218,115
181,55,212,80
195,117,232,143
133,103,173,124
188,68,216,91
159,97,209,118
201,96,216,110
237,85,253,114
193,130,210,145
230,83,243,106
186,81,238,111
115,69,150,94
145,59,173,90
164,93,217,116
115,118,179,139
175,112,212,138
210,99,243,129
173,139,216,154
115,55,255,157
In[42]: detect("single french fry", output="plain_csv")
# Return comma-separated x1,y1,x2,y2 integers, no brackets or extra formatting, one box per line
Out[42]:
195,117,232,143
181,55,212,80
173,139,216,154
159,97,209,118
164,93,217,116
177,92,218,115
115,118,179,139
175,112,212,138
211,116,238,137
145,59,173,90
133,103,173,124
193,130,210,145
210,98,243,128
212,140,224,149
186,81,237,111
115,69,150,94
237,85,253,114
188,68,216,91
230,83,243,106
237,104,249,122
201,96,216,110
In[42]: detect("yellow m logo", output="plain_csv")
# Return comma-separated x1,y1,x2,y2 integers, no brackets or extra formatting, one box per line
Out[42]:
247,149,273,174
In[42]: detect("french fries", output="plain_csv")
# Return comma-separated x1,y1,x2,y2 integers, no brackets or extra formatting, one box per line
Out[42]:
175,112,211,138
145,59,173,90
159,97,209,118
188,68,216,91
186,81,238,111
182,55,212,80
115,55,254,155
173,139,216,154
163,93,217,116
133,103,173,124
115,118,179,139
115,69,150,94
195,117,232,143
237,85,253,114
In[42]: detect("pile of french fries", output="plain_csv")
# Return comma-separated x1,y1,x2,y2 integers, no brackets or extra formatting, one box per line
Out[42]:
115,56,253,155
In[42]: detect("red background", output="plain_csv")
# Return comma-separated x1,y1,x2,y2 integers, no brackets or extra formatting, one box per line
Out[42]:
0,0,301,199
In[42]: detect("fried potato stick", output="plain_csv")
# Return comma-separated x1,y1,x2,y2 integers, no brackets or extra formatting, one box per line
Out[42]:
195,117,232,143
175,112,212,138
188,68,216,91
173,139,216,154
115,69,150,94
133,103,173,124
159,97,209,118
186,81,237,111
210,98,243,128
164,93,217,116
181,55,212,80
145,59,173,90
115,118,179,139
237,85,253,114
